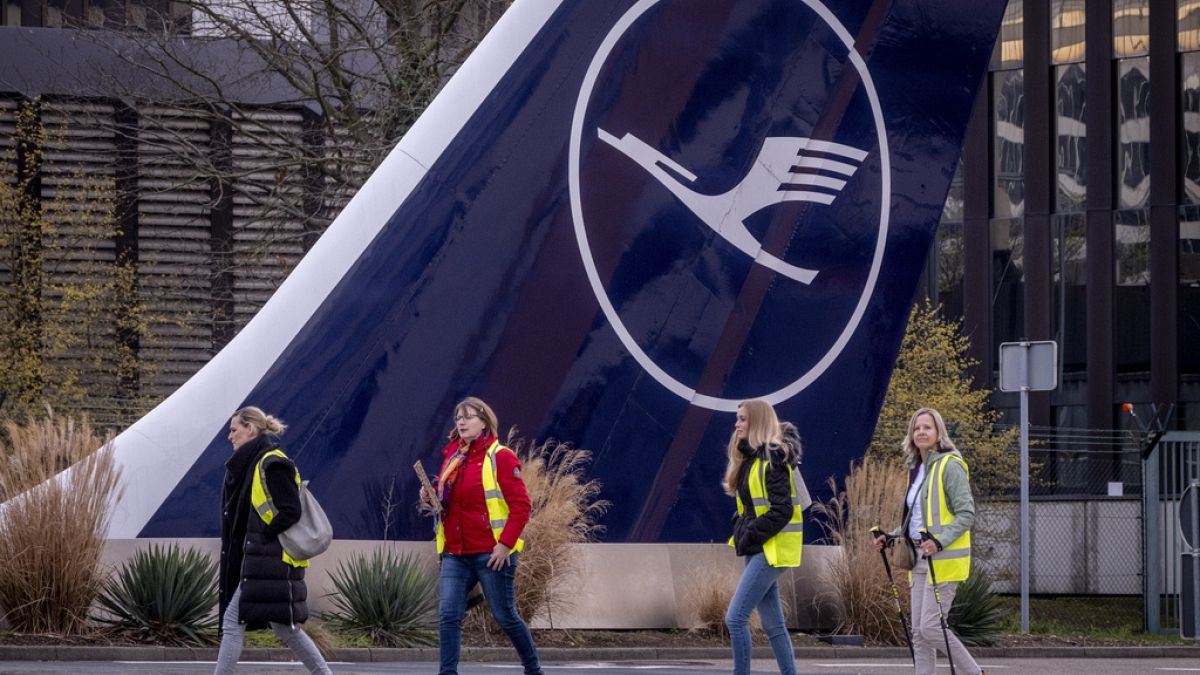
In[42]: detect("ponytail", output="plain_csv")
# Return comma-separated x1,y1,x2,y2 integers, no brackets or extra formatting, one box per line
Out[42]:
234,406,288,436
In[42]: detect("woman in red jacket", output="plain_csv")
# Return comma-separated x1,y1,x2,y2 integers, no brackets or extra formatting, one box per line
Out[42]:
423,397,542,675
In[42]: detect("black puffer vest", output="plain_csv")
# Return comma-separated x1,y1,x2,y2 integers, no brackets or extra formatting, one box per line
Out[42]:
218,435,308,630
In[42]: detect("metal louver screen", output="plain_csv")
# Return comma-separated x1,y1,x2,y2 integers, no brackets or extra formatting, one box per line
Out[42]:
38,100,123,421
137,106,215,399
230,109,306,329
0,99,18,290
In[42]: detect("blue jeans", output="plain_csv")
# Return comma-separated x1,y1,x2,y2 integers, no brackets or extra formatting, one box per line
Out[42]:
725,552,796,675
439,552,541,675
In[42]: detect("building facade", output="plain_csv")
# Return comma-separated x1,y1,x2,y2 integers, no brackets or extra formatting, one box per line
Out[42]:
923,1,1200,464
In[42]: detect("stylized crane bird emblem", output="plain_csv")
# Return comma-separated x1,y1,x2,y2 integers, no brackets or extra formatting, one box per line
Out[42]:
597,129,868,284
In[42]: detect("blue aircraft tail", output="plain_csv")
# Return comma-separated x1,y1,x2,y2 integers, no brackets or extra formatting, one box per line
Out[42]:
97,0,1007,542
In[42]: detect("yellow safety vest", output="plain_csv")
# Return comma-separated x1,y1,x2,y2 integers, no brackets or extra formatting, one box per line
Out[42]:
436,440,526,555
727,457,804,568
923,453,971,582
251,448,309,568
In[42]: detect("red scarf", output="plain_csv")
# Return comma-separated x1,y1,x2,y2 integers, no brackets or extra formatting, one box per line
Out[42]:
437,444,468,504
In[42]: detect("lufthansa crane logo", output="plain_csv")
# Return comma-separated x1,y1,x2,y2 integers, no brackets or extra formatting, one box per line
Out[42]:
597,129,868,285
568,0,891,412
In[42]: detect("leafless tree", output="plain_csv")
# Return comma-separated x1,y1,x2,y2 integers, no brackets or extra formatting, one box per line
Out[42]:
70,0,508,309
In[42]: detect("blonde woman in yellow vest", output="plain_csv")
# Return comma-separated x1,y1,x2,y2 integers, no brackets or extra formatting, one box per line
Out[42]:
874,407,983,675
420,397,542,675
215,406,331,675
723,399,806,675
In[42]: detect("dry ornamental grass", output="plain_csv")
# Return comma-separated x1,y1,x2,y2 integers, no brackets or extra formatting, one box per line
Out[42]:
466,435,609,633
680,564,764,640
813,455,912,645
0,411,120,634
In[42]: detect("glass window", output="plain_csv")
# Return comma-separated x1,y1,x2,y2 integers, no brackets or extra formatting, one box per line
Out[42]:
942,154,963,223
994,69,1025,219
85,3,104,27
1114,0,1150,57
1052,0,1086,63
45,0,65,27
1114,212,1150,372
1117,57,1151,210
1184,53,1200,204
127,3,147,29
1182,0,1200,52
1182,209,1200,378
1056,64,1087,212
994,0,1024,69
936,223,964,323
1053,214,1087,373
86,0,123,29
992,219,1025,353
1,0,19,26
168,0,192,34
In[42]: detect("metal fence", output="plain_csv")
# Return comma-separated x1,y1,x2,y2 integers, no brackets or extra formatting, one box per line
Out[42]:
973,426,1145,631
1145,431,1200,635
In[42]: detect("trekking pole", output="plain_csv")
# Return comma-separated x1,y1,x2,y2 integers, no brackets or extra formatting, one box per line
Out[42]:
919,530,956,675
870,526,915,664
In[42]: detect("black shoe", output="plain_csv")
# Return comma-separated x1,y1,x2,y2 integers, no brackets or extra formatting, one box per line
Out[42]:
466,583,485,610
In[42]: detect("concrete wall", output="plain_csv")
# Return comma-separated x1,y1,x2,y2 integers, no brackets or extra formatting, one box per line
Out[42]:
100,540,843,631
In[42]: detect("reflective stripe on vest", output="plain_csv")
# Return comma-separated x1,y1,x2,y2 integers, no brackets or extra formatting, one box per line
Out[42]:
727,457,804,568
436,440,526,555
923,453,971,582
251,448,309,568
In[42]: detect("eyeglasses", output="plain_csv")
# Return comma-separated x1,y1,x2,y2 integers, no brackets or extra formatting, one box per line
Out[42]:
454,413,480,423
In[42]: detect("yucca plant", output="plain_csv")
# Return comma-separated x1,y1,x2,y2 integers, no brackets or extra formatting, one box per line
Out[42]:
948,564,1006,646
93,543,218,645
321,549,437,647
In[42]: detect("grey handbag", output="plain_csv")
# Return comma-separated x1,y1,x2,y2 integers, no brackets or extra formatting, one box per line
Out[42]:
279,480,333,560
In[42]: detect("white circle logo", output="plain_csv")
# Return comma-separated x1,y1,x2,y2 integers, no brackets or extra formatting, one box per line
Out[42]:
568,0,891,412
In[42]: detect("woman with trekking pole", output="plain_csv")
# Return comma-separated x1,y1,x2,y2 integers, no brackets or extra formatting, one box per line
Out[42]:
723,399,810,675
873,407,984,675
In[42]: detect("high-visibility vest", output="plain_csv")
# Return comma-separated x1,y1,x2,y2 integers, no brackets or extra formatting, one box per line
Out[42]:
436,440,526,555
923,452,971,582
728,457,804,568
251,448,309,568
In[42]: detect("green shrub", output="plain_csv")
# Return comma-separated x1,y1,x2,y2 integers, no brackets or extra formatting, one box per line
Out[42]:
948,564,1005,646
321,549,436,647
94,543,218,645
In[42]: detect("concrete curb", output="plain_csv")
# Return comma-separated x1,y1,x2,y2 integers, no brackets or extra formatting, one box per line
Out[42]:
1,644,1199,661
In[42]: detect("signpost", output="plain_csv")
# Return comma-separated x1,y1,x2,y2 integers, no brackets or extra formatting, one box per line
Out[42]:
998,340,1058,634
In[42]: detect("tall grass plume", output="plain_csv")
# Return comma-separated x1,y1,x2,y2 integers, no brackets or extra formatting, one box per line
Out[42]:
0,410,121,634
680,564,763,640
467,435,608,633
812,455,910,644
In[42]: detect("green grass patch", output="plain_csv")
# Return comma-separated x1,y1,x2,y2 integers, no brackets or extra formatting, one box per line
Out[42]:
995,595,1190,643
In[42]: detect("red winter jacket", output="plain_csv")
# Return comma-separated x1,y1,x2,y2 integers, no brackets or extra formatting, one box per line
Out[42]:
436,434,532,555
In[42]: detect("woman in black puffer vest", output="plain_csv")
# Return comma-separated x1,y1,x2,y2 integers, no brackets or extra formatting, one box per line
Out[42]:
214,406,331,675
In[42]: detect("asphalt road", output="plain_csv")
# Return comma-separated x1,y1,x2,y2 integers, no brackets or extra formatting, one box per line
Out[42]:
0,658,1196,674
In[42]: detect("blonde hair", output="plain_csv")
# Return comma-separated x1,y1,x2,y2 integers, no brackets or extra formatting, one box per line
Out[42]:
722,399,785,496
233,406,287,437
901,407,957,466
450,396,499,441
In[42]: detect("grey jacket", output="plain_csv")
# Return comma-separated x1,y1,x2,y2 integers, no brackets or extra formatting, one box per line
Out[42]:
891,448,975,549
